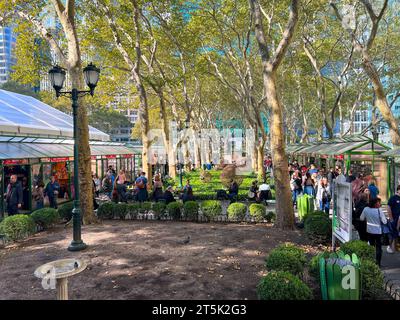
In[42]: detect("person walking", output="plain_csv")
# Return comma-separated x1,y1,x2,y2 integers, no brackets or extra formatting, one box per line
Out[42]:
316,177,331,214
386,185,400,253
228,179,239,203
303,172,315,196
360,197,387,267
368,180,379,200
93,173,101,197
116,169,127,203
45,176,60,209
290,171,303,207
152,173,164,202
352,192,368,241
5,175,23,216
102,173,113,199
182,179,194,203
32,182,45,210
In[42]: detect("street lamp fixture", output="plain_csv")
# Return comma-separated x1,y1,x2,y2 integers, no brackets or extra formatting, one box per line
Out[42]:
48,63,100,252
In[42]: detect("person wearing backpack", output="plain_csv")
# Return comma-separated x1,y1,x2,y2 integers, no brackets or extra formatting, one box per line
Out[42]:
360,197,387,267
135,171,148,202
316,177,331,214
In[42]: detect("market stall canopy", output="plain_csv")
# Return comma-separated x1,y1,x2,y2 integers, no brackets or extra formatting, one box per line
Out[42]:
286,135,390,156
382,148,400,157
0,139,135,160
0,89,109,141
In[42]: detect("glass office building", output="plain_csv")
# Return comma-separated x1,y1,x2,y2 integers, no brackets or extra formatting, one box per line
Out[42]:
0,27,16,85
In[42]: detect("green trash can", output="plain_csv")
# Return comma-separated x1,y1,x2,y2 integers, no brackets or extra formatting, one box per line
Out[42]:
320,252,361,300
297,194,315,221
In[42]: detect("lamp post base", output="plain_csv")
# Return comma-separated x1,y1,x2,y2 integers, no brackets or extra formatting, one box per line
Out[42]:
68,240,87,252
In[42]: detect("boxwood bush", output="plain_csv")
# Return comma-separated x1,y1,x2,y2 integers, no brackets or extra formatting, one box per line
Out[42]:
265,243,307,276
249,204,266,222
304,215,331,242
97,202,116,219
126,203,141,218
360,259,385,299
201,200,222,220
115,203,128,219
31,208,59,229
339,240,375,262
303,210,328,224
167,202,183,220
257,271,313,300
152,202,167,218
139,202,153,214
0,214,36,241
227,203,247,221
265,211,276,223
58,202,74,221
183,201,199,221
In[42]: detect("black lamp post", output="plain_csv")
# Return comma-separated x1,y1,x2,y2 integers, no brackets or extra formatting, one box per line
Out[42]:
49,63,100,252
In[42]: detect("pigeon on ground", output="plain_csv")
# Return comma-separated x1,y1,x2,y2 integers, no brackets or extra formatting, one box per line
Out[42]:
179,236,191,245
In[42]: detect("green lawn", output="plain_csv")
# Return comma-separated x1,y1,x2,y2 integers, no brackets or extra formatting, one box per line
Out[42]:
171,169,275,200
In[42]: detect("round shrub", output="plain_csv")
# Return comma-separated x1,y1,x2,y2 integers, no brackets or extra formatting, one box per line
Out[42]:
31,208,59,229
58,202,74,221
360,259,385,299
167,202,183,220
152,202,166,218
201,200,222,220
309,251,331,278
303,210,328,223
249,204,266,222
257,271,313,300
0,214,36,241
265,243,307,276
140,202,153,214
183,201,199,221
227,203,247,221
339,240,375,262
115,203,128,219
265,211,276,223
97,202,116,219
126,203,140,218
304,215,331,242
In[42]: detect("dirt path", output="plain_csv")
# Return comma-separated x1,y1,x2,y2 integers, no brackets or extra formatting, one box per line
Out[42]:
0,221,314,300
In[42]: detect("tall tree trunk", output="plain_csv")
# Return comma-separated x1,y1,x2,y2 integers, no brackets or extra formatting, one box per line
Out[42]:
362,51,400,145
250,0,298,230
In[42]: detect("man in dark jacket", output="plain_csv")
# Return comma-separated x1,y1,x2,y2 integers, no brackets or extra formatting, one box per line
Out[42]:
164,186,176,204
228,179,239,203
5,175,23,216
45,176,60,209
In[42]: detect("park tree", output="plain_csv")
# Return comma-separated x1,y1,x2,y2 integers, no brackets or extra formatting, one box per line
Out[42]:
249,0,299,229
1,0,96,223
331,0,400,145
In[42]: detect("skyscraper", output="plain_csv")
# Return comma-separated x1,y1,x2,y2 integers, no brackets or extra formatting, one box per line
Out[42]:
0,27,17,85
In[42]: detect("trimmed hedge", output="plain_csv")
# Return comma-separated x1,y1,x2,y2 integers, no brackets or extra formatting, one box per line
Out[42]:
257,271,313,300
152,202,167,218
126,203,141,218
360,259,385,299
97,202,115,219
265,243,307,276
167,202,183,220
249,204,266,222
139,202,153,214
30,208,59,229
58,202,74,221
304,214,331,242
115,203,128,219
265,211,276,223
183,201,199,221
339,240,375,262
0,214,36,241
201,200,222,220
227,203,247,221
303,210,328,224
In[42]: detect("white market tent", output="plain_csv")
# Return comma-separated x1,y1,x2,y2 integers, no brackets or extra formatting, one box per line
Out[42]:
0,89,109,141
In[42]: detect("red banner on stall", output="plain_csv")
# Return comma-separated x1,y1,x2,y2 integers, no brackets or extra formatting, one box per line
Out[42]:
3,159,28,165
105,155,116,159
122,154,133,158
91,156,97,160
334,155,344,160
50,157,69,162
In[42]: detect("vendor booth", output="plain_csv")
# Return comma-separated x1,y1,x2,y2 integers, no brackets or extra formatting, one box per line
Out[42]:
0,89,141,215
286,135,391,201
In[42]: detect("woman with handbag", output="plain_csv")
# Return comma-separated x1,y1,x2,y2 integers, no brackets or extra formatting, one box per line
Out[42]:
360,197,387,267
